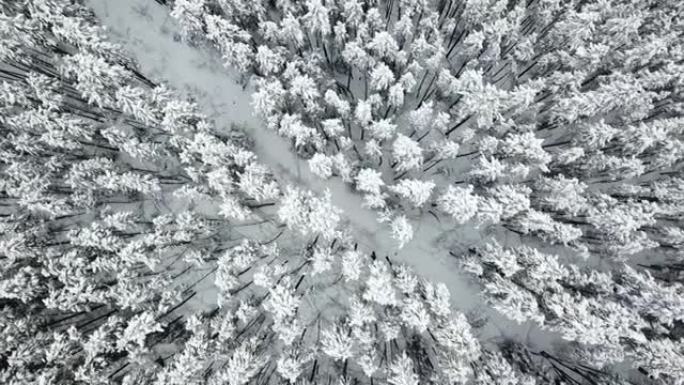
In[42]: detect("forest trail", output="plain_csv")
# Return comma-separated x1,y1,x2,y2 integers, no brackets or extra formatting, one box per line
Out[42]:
87,0,555,345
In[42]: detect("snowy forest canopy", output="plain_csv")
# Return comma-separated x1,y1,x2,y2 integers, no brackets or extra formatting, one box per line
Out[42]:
0,0,683,384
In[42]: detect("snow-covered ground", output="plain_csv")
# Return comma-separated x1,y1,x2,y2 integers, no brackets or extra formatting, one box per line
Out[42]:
87,0,558,346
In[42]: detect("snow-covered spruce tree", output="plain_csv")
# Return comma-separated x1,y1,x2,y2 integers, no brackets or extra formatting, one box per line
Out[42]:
5,0,683,384
161,0,684,382
165,0,684,256
152,238,591,385
0,3,525,384
461,241,684,384
0,1,285,382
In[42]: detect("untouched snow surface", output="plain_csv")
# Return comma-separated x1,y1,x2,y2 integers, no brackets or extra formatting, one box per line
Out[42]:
87,0,557,346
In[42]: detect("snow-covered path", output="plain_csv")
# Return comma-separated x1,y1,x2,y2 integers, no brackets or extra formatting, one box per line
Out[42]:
87,0,555,345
